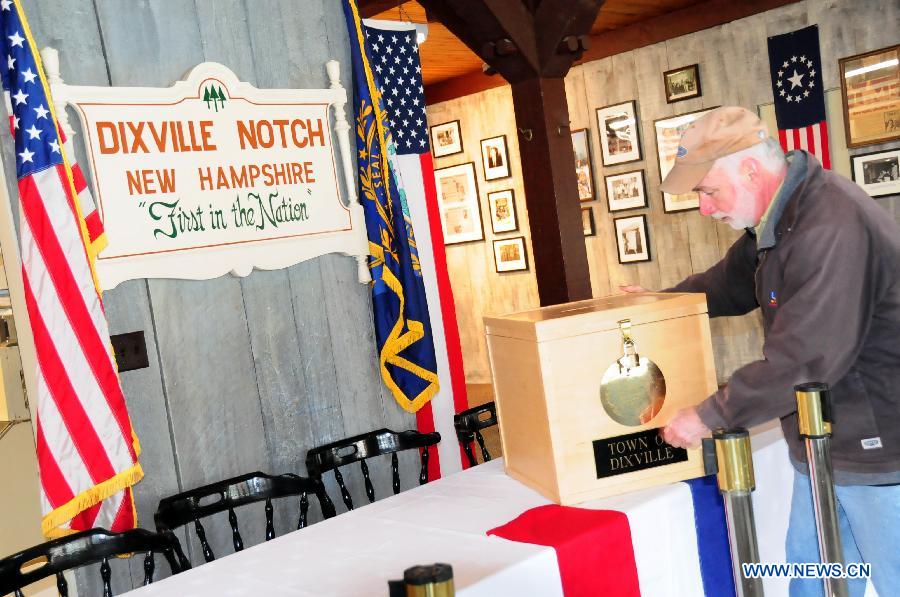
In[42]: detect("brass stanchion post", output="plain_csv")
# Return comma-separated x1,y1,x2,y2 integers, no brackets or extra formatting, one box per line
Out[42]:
703,428,764,597
795,382,848,597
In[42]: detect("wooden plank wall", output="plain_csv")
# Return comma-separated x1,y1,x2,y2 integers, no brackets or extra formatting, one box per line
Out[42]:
427,0,900,385
0,0,419,592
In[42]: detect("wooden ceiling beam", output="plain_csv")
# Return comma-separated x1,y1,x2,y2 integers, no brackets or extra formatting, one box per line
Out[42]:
358,0,408,19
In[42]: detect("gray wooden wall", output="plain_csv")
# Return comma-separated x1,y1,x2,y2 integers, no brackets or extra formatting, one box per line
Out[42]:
0,1,419,592
427,0,900,385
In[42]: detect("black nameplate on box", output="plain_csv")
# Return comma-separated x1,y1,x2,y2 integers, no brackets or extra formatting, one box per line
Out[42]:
593,428,688,479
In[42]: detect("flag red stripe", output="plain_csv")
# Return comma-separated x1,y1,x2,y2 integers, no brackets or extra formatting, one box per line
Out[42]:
85,210,103,244
419,152,470,466
818,121,831,169
24,274,118,484
35,420,75,507
69,501,102,531
792,128,801,151
778,129,788,153
806,126,815,154
20,170,135,460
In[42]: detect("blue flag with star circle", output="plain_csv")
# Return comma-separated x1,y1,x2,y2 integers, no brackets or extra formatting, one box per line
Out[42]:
767,25,826,128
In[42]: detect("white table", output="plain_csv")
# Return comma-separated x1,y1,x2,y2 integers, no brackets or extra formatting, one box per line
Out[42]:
126,457,721,597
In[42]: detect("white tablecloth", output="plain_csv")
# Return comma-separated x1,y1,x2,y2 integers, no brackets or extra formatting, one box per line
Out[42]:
126,456,727,597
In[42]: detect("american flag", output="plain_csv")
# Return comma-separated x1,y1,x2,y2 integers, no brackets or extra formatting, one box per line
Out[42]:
767,25,831,168
1,0,141,537
362,20,470,475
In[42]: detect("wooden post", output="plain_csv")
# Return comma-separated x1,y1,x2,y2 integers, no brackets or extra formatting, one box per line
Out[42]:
412,0,604,306
511,76,591,304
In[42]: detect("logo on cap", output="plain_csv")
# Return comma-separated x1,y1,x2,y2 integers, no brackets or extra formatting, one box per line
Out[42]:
676,146,688,158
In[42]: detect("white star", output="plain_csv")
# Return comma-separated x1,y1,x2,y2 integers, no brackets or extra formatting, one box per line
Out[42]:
12,88,27,104
413,98,420,106
388,66,395,75
0,0,12,11
391,35,398,44
372,43,380,52
415,65,421,74
48,139,60,153
420,139,426,147
374,64,382,74
405,35,410,44
779,89,786,97
807,59,813,69
18,148,33,163
387,98,393,106
400,97,406,105
391,87,399,97
397,129,404,137
403,119,409,127
6,54,14,70
407,109,414,116
21,67,36,84
799,55,806,62
406,139,411,147
385,45,393,54
403,67,409,75
380,54,387,63
412,44,418,53
787,69,804,89
776,80,782,87
34,104,49,119
803,90,809,97
410,129,417,137
809,69,816,77
407,56,413,65
415,118,423,126
809,80,815,88
377,34,384,43
25,124,41,140
8,31,24,48
394,56,400,64
777,70,783,77
419,85,424,93
400,45,407,54
782,61,788,68
790,55,797,62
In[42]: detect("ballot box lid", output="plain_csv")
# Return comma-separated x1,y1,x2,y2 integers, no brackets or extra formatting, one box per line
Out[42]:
483,292,708,343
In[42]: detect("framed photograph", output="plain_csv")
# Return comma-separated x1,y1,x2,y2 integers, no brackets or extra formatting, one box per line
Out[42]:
839,45,900,148
595,100,642,166
430,120,463,157
493,237,528,273
487,189,518,233
480,135,511,180
663,64,702,103
851,149,900,198
571,128,594,201
434,162,483,245
581,207,596,237
654,107,718,212
613,215,651,264
604,169,648,213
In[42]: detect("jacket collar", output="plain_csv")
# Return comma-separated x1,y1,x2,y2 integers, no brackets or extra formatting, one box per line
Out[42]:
756,150,810,250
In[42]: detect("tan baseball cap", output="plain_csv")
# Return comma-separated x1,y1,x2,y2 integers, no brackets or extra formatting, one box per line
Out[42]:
660,106,769,194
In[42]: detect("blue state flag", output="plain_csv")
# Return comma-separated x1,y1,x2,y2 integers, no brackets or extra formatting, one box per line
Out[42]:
342,0,439,413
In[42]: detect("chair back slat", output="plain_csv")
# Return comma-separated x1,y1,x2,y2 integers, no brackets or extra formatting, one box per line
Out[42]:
391,452,400,495
142,551,155,586
333,467,354,510
194,519,215,563
297,492,309,530
0,529,187,596
227,507,244,552
454,403,499,467
360,459,375,503
155,472,332,563
306,428,441,511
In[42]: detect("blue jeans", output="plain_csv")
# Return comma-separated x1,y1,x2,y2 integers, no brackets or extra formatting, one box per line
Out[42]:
786,469,900,596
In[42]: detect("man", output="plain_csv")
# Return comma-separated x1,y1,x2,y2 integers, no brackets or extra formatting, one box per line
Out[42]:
642,106,899,596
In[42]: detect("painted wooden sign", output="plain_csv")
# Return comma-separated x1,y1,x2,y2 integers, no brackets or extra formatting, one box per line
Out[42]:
46,56,368,289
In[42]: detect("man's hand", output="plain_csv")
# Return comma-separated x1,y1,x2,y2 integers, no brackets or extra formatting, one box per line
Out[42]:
661,407,710,449
619,284,649,293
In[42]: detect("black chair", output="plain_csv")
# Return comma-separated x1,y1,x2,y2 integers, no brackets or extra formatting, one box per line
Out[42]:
306,428,441,511
454,402,499,467
154,471,334,563
0,528,188,597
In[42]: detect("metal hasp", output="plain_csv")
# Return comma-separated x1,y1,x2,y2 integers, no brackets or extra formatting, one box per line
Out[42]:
703,428,764,597
795,382,848,597
599,319,667,426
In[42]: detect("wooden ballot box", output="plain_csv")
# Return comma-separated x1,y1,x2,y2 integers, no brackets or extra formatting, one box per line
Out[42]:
484,293,717,504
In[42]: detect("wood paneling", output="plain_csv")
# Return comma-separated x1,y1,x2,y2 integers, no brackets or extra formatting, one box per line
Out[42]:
429,0,900,385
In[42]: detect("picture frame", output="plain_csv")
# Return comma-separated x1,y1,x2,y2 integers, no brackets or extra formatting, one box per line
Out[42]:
851,148,900,198
480,135,511,180
613,214,651,264
430,120,463,157
571,128,595,201
654,107,718,212
581,206,596,237
604,169,648,213
434,162,484,245
595,100,642,166
493,237,528,273
663,64,702,103
839,45,900,148
487,189,518,234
